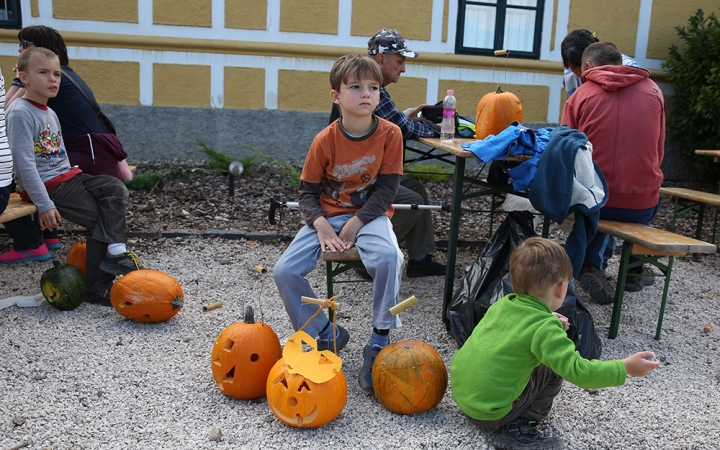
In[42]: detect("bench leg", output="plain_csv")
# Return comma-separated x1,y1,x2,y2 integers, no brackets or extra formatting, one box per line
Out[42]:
326,261,335,322
655,256,674,340
608,241,632,339
696,203,706,242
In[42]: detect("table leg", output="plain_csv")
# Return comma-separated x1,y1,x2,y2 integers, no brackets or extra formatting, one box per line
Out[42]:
442,157,465,325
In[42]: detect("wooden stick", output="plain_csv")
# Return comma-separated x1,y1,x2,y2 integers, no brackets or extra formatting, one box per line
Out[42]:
254,265,267,274
301,296,340,309
202,302,223,312
494,49,509,56
389,296,418,316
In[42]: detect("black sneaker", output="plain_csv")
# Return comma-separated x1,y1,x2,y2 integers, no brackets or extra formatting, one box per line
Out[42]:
316,324,350,354
354,267,372,280
100,251,144,276
577,265,615,305
85,289,112,307
407,254,446,278
493,417,564,450
624,265,656,292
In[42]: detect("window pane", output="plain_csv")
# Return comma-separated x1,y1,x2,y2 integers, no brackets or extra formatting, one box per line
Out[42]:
503,8,535,52
463,4,496,49
507,0,536,6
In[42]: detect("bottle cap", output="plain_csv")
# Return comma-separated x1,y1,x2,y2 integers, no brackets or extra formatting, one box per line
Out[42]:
447,89,454,95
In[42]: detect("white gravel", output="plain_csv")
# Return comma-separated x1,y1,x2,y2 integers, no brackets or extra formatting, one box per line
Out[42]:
1,234,719,450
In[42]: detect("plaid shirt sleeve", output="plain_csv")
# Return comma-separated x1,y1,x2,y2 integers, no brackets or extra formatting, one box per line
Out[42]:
375,87,437,140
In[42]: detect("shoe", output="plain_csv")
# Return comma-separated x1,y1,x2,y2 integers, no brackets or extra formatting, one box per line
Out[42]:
85,289,112,307
407,254,446,277
0,244,52,264
358,343,384,393
316,324,349,353
354,267,372,280
624,265,656,292
493,417,564,450
44,238,61,250
577,265,615,305
99,251,144,276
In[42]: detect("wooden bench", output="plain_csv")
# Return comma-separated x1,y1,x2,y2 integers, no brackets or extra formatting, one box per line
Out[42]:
660,187,720,244
321,247,370,320
0,193,37,224
595,220,716,340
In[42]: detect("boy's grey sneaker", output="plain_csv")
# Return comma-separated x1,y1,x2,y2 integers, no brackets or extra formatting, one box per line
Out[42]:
85,289,112,307
316,324,349,354
577,265,615,305
358,343,384,393
100,251,144,276
493,417,564,450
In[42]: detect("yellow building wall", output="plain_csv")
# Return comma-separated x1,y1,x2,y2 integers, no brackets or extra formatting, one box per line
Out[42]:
154,0,212,27
351,0,433,41
71,60,140,105
439,81,549,123
153,64,211,108
385,77,429,115
0,56,19,91
226,0,267,30
224,67,265,109
278,70,331,112
647,0,720,59
279,0,338,34
30,0,39,17
53,0,137,23
568,0,640,57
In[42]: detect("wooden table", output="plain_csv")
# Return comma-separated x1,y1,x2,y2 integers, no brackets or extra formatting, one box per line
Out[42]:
413,137,532,324
695,149,720,162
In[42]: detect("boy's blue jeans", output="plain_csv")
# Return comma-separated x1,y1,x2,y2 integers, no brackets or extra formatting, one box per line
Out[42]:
585,202,661,271
273,214,404,338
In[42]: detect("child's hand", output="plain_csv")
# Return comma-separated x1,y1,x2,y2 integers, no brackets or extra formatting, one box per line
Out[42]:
552,312,570,331
313,217,347,252
39,209,62,232
623,351,660,377
338,216,363,248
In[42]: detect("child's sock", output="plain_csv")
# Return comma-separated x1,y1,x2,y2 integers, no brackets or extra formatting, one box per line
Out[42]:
369,327,389,347
107,243,127,255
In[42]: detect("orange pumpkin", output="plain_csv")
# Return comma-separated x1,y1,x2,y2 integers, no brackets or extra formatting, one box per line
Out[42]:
475,85,524,139
211,306,282,400
266,357,347,428
65,242,87,276
372,340,448,415
110,270,183,323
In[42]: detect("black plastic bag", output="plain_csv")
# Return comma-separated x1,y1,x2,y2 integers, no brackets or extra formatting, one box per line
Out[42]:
446,211,602,360
446,211,536,346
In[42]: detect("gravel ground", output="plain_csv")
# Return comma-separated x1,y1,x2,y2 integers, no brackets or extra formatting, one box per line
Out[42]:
1,229,719,449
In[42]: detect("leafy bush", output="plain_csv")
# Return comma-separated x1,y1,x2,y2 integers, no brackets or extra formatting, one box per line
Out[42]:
405,164,453,183
124,169,189,191
662,9,720,176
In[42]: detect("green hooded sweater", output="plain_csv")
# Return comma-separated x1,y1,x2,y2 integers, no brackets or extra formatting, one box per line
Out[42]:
450,293,626,421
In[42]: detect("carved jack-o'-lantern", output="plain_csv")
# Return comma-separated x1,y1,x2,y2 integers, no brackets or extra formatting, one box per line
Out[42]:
372,339,448,415
211,305,282,400
266,331,347,428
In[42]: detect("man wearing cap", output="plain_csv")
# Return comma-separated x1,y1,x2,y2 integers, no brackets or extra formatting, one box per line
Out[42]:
329,28,445,278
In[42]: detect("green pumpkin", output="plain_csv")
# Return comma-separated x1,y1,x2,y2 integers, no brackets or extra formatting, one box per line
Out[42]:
40,260,86,311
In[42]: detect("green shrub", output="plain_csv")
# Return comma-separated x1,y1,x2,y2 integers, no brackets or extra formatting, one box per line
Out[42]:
404,164,453,183
662,9,720,176
124,169,189,191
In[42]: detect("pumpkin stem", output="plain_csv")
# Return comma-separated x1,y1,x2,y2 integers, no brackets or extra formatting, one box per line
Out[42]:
52,260,63,268
244,305,255,324
495,85,504,94
170,296,184,309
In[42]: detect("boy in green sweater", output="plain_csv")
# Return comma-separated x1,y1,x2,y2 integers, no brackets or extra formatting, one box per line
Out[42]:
450,237,659,450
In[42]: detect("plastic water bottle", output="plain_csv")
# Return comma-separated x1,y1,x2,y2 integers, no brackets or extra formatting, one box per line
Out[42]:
441,89,456,143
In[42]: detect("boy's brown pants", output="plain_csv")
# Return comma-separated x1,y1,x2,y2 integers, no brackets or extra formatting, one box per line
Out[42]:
465,364,563,428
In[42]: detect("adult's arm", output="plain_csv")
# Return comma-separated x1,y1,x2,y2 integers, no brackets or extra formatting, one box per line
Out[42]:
375,88,437,141
5,86,25,110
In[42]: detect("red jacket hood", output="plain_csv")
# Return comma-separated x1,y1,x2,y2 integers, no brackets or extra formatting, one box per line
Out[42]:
581,65,651,92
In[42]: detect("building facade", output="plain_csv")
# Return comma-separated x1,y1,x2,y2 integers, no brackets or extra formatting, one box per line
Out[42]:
0,0,717,168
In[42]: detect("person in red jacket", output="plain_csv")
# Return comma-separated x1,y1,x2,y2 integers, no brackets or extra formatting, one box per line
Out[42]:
562,42,665,305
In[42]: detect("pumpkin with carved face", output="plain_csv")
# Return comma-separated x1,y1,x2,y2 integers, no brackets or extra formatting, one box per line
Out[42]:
211,305,282,400
372,339,448,415
266,331,347,428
